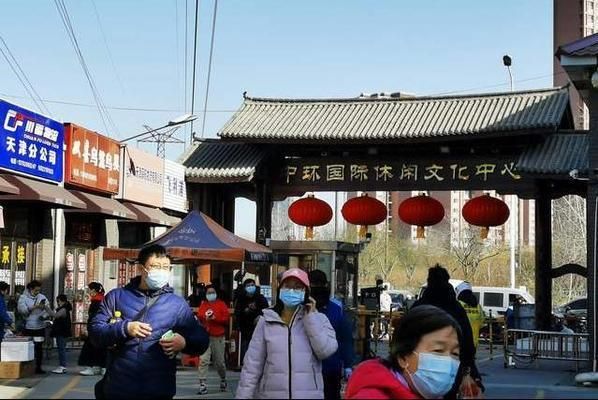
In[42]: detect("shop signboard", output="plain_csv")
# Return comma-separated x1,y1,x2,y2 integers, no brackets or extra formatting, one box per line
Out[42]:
0,99,64,182
118,146,164,207
64,123,120,193
163,159,187,212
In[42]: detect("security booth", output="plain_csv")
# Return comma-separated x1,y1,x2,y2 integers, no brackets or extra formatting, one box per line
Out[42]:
268,240,360,308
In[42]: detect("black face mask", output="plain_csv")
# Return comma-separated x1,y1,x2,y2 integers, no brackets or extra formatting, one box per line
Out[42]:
311,286,331,308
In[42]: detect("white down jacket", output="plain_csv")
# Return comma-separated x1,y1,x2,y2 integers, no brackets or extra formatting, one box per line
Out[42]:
235,306,338,399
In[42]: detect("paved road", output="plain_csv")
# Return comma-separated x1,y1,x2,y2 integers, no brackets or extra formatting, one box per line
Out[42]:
1,341,598,399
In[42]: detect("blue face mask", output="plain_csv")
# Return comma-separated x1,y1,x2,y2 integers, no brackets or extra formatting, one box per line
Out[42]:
245,285,256,295
206,293,217,302
279,288,305,308
145,269,170,290
407,352,460,398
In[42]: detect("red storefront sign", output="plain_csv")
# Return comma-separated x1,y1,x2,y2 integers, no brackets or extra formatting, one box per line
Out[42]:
64,123,120,194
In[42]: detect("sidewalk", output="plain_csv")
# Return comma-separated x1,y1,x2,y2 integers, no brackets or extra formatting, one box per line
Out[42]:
1,341,598,399
0,346,239,399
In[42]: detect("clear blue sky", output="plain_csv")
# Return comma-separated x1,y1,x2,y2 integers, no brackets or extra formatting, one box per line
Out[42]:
0,0,554,239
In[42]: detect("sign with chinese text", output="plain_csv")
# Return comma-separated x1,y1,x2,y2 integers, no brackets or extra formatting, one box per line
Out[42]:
15,241,26,287
278,157,525,191
0,242,10,285
64,123,120,193
0,99,63,182
118,146,164,207
163,159,187,212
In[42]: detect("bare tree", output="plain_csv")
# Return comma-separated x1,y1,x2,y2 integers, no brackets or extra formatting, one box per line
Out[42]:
448,229,504,282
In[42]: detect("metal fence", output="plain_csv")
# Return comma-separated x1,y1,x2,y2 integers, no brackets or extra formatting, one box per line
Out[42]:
503,328,589,370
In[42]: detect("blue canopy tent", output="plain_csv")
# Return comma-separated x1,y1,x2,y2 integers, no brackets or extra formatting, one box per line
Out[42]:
103,210,272,263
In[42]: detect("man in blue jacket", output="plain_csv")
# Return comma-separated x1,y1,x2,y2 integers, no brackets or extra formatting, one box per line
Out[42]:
309,270,355,400
89,244,209,400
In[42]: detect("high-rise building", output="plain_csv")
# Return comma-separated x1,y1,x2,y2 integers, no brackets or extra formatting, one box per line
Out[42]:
554,0,598,129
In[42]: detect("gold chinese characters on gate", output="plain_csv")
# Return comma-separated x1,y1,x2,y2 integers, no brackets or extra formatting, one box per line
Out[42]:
285,162,521,184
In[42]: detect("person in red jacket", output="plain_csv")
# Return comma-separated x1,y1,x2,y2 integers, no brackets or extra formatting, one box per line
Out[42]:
196,284,230,395
346,305,462,399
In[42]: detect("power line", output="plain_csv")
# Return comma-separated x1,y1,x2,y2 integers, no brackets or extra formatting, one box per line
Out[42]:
90,0,126,94
200,0,218,139
0,91,238,112
190,0,200,144
427,71,567,97
0,35,52,116
54,0,119,136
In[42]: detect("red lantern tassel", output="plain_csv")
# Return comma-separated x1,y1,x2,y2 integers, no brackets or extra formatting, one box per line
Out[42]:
358,225,368,239
416,226,425,239
305,226,314,240
480,227,489,239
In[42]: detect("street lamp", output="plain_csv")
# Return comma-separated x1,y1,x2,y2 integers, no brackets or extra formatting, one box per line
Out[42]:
503,54,517,289
120,114,197,144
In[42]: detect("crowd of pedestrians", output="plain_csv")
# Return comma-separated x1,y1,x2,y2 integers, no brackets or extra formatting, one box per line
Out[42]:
0,243,489,399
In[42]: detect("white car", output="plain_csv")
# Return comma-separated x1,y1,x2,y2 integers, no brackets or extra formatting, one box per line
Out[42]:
419,279,534,316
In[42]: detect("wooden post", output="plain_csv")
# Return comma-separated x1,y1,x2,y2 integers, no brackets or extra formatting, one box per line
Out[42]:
586,89,598,372
534,185,552,331
255,181,272,245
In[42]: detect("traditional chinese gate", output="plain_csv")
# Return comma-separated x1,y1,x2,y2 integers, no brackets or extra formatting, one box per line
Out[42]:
182,86,587,340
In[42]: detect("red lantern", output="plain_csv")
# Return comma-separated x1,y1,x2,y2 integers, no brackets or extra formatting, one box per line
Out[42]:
341,194,387,239
462,194,510,239
398,194,444,238
288,194,333,239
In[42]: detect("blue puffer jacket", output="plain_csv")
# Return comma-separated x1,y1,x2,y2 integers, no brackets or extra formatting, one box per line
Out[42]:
320,300,355,375
89,277,209,399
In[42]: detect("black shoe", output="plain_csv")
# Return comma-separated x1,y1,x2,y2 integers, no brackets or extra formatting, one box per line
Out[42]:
35,368,46,374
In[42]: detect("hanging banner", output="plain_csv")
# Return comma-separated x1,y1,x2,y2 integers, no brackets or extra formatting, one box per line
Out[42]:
163,159,187,212
118,146,164,207
0,99,64,182
64,123,120,193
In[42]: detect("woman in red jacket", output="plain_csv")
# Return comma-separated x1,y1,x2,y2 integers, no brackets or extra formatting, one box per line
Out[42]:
346,305,461,399
196,284,230,395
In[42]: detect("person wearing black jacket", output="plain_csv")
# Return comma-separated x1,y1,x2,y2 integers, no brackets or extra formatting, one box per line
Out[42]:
412,264,484,398
50,294,72,374
233,278,269,363
79,282,106,376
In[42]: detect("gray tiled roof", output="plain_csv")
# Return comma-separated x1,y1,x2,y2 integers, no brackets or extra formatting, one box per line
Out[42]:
517,133,588,175
218,87,570,141
181,140,266,183
556,32,598,57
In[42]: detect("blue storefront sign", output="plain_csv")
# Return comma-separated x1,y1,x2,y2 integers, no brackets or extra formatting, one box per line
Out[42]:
0,99,64,183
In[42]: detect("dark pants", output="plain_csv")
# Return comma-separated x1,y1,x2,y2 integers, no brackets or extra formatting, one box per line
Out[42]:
323,371,342,400
23,328,45,370
56,336,67,367
240,335,250,365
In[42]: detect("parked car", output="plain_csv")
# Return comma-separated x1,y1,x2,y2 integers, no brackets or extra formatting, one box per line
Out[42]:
554,297,587,333
419,280,535,316
386,289,414,311
554,297,587,318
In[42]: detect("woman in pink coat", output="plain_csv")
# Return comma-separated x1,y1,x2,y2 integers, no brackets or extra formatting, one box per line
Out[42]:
235,268,338,399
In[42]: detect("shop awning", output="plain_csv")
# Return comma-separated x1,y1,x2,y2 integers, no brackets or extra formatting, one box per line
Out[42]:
66,190,137,220
0,175,85,209
0,176,19,195
122,202,180,227
103,210,272,263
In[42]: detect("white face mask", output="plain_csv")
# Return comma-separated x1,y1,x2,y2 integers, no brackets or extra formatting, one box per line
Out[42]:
145,269,170,290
